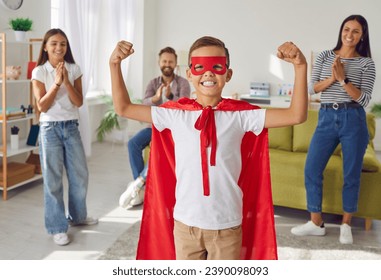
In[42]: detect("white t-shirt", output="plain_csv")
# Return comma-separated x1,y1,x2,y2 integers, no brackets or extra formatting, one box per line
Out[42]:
32,61,82,122
152,106,266,230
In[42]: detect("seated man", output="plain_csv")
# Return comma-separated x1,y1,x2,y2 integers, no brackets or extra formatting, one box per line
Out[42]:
119,46,191,208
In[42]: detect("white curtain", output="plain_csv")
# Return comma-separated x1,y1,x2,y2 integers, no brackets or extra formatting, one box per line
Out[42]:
55,0,136,157
107,0,136,89
108,0,136,50
56,0,101,157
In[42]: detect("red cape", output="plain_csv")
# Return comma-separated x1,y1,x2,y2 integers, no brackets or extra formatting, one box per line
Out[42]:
136,98,278,260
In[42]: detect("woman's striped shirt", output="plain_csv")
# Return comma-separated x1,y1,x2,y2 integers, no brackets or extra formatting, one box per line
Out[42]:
308,50,376,107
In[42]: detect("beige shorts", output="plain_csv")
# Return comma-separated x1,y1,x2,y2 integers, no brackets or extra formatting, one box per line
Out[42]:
173,220,242,260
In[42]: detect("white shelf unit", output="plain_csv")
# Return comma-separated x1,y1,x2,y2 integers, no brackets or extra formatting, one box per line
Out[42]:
240,94,291,108
240,94,321,110
0,33,43,200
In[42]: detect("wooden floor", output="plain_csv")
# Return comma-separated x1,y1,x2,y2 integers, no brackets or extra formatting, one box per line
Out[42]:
0,141,380,260
0,141,142,260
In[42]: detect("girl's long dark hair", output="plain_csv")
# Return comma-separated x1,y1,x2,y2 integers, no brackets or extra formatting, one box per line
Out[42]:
37,28,76,65
333,15,372,58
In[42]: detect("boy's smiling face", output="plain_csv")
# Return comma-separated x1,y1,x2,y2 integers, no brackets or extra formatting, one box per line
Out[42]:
187,46,232,105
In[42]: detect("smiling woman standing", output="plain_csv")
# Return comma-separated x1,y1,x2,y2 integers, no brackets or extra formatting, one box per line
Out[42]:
291,15,376,244
31,29,98,246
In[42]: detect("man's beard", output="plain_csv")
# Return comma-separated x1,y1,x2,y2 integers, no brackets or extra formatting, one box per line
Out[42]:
161,66,174,77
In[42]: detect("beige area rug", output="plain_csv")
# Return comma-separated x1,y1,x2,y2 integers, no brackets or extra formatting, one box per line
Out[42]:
98,221,381,260
277,232,381,260
98,221,140,260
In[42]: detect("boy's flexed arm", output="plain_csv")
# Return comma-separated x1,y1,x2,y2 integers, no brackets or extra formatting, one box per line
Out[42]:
110,41,152,123
265,42,308,128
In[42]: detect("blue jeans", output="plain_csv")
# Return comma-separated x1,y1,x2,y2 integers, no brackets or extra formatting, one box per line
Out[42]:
39,120,89,234
127,127,152,180
304,107,369,213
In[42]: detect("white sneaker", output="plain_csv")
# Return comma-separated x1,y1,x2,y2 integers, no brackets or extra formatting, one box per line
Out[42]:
291,221,326,236
53,233,70,246
340,223,353,244
119,178,145,208
69,217,98,226
130,188,145,206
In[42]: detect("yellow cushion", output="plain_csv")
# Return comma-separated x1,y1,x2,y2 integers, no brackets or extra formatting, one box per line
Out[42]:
362,143,381,172
366,113,375,141
292,110,318,152
362,112,378,171
143,145,150,164
269,126,293,151
292,110,341,155
271,110,377,166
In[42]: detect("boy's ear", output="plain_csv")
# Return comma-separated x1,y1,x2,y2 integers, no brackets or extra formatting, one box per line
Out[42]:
226,69,233,82
186,68,192,81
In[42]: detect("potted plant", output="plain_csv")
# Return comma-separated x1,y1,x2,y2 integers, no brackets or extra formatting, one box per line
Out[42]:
96,95,121,142
96,94,141,142
370,102,381,118
9,17,33,42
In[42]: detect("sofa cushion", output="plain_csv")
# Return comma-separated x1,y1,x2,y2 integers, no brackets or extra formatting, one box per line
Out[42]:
362,113,379,171
292,109,378,170
366,113,376,141
362,143,381,172
293,110,341,155
292,110,318,153
269,149,344,211
268,126,293,151
269,149,308,209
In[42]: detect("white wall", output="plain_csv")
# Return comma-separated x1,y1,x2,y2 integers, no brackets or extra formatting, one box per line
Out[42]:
135,0,381,149
140,0,380,100
0,0,51,39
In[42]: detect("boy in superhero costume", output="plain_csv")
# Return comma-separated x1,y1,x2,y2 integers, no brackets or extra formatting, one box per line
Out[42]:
109,36,308,260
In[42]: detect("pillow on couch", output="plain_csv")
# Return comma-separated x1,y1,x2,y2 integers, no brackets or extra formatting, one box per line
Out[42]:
293,109,341,155
268,126,293,151
292,110,378,171
362,113,378,171
366,113,376,141
362,143,381,172
292,110,318,153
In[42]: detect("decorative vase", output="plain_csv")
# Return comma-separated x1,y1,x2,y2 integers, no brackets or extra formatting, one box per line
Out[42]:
14,31,26,42
11,135,19,150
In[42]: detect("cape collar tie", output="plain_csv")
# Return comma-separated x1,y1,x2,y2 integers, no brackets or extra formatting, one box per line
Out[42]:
194,105,217,196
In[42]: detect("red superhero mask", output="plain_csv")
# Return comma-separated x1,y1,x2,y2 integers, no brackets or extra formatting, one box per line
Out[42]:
189,56,227,75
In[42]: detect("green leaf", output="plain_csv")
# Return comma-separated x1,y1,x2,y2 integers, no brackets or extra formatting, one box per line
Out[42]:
96,95,120,142
95,93,139,142
9,18,33,31
96,109,120,142
370,103,381,118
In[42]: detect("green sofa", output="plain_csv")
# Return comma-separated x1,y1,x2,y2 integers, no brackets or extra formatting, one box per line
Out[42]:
269,109,381,230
